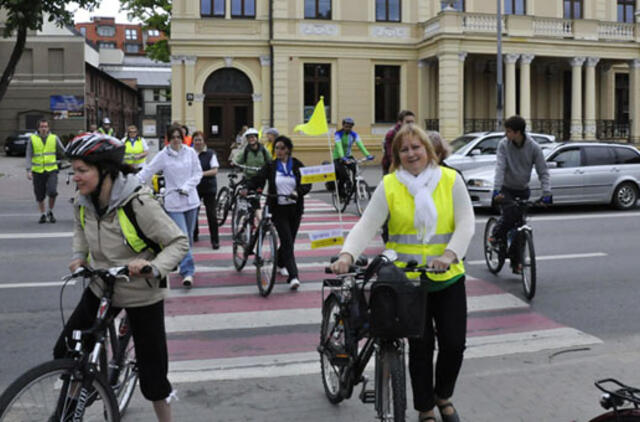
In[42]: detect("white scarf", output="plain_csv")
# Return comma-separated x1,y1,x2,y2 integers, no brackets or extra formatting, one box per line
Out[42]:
395,164,442,243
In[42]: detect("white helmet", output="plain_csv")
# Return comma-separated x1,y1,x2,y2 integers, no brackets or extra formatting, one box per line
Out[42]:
103,117,111,125
243,128,259,140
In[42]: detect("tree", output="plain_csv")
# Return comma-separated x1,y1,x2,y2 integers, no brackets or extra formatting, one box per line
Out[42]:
0,0,100,104
119,0,171,62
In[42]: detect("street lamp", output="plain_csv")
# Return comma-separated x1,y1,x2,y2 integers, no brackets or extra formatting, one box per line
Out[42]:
496,0,504,130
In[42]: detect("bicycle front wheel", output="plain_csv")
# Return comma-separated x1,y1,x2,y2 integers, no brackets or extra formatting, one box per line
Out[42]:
0,359,119,422
216,187,230,226
520,230,537,300
256,225,278,297
354,179,371,216
319,294,351,404
233,217,250,271
484,217,505,274
110,319,138,416
587,410,640,421
376,343,406,422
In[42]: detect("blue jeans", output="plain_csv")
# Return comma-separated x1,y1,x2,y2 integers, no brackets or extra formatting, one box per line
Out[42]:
167,207,198,277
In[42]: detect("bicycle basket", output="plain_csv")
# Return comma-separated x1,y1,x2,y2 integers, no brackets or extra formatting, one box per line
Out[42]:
368,263,427,339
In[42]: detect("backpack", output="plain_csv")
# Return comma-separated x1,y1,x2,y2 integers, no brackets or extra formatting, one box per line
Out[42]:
243,143,269,163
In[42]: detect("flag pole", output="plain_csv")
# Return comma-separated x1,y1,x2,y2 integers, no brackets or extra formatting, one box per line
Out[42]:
321,98,344,235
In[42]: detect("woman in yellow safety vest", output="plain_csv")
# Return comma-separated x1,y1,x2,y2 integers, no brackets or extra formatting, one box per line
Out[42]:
61,132,189,422
331,124,475,422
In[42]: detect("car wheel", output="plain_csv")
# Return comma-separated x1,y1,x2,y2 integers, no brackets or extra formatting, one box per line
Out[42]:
612,182,638,210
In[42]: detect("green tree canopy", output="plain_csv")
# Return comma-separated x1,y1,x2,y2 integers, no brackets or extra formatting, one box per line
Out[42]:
119,0,171,62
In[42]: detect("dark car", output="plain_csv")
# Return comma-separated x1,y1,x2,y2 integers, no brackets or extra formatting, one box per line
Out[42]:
4,133,32,156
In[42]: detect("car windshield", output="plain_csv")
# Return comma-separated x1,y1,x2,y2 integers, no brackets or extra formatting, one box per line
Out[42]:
450,135,478,153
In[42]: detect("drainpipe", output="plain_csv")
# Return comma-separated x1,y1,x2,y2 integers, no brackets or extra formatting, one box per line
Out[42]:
269,0,274,127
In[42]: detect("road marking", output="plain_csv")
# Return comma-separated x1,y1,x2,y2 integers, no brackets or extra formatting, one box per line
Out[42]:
0,213,41,217
0,232,72,240
474,211,640,224
466,252,607,265
164,293,527,333
168,327,602,383
0,280,77,289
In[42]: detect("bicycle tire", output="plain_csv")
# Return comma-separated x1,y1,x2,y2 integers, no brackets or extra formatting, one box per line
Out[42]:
484,217,505,274
376,343,406,422
520,229,537,300
233,217,250,271
216,187,230,226
354,179,371,216
319,294,351,404
111,323,138,416
0,358,120,422
256,225,278,297
588,410,640,422
231,199,246,239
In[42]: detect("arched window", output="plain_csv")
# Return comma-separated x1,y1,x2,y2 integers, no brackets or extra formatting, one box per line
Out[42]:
203,68,253,94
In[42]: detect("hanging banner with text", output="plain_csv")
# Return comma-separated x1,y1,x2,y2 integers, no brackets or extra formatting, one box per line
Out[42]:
299,164,336,185
309,228,344,249
50,95,84,120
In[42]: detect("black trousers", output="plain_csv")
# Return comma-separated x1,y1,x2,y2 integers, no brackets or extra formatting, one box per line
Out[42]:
408,277,467,411
492,187,530,266
53,288,172,402
333,158,355,196
195,189,219,245
272,203,302,281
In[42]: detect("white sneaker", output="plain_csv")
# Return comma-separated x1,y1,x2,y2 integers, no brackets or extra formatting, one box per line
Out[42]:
279,267,289,277
289,278,300,290
182,275,193,288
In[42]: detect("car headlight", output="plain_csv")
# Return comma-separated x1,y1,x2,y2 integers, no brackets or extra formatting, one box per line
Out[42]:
467,179,492,188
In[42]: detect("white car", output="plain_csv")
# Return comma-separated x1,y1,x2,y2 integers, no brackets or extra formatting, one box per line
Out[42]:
444,131,557,174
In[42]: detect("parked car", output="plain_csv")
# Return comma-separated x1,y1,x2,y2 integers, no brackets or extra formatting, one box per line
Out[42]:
4,133,32,156
465,142,640,210
444,131,557,173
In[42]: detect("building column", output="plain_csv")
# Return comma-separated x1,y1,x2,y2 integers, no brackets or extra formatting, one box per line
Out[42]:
504,53,519,118
570,56,586,140
599,64,614,120
170,55,185,124
583,57,599,140
519,54,534,127
630,59,640,145
260,55,271,129
418,59,427,126
437,52,465,140
458,52,467,132
183,56,197,132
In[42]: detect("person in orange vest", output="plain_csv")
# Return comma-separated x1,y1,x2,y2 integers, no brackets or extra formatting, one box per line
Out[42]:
163,123,193,147
26,119,66,223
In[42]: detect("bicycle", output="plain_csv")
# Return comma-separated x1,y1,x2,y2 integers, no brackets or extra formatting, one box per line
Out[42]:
233,190,288,297
0,265,150,421
333,156,374,216
318,251,436,422
228,164,262,239
585,378,640,421
215,167,246,227
483,198,538,300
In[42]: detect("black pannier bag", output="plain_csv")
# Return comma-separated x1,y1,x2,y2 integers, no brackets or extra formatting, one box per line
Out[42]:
368,262,427,339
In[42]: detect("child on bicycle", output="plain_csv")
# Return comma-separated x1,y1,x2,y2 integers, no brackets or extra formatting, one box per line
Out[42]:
57,133,189,422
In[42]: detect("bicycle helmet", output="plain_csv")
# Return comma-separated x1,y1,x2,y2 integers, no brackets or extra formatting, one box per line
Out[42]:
342,117,355,125
244,127,259,140
66,132,125,165
103,117,111,125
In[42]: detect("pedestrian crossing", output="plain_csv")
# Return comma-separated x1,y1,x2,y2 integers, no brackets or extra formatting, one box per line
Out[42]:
165,196,602,383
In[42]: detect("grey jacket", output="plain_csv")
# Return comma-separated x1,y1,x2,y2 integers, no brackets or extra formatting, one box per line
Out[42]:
493,135,551,194
73,174,189,308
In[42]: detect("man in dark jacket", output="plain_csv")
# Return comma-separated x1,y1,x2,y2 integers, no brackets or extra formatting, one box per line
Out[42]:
381,110,416,175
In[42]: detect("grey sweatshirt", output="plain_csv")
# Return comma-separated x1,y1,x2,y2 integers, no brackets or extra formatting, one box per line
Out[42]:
493,135,550,194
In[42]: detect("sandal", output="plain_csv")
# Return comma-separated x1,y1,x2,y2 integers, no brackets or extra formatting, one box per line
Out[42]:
437,402,461,422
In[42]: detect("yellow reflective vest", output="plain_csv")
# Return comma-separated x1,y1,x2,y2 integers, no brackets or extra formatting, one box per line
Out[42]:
99,127,115,136
30,134,58,173
124,138,145,165
383,166,465,282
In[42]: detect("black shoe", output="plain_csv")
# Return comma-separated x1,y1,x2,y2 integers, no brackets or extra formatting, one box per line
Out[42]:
39,214,47,224
47,211,56,223
211,242,219,250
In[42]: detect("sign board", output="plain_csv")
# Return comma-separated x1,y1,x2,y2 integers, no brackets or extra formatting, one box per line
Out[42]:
211,125,219,135
50,95,84,119
309,228,344,249
142,119,156,137
299,164,336,185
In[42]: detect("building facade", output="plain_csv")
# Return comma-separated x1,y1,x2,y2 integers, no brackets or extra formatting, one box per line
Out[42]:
170,0,640,165
76,17,166,56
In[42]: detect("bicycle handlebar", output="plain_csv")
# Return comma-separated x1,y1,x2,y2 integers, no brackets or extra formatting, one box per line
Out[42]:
63,264,154,284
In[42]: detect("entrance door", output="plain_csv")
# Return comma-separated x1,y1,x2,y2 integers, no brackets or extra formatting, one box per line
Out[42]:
205,97,253,166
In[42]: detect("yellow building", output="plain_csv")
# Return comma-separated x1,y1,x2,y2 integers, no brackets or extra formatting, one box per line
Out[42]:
170,0,640,165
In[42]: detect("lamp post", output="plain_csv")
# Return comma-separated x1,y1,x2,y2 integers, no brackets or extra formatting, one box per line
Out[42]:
496,0,504,130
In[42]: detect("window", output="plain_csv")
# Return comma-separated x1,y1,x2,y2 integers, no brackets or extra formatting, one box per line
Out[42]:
98,42,116,49
550,148,581,168
584,147,616,166
125,28,137,40
563,0,582,19
614,147,640,164
375,65,400,123
618,0,636,23
147,29,161,36
376,0,401,22
48,48,64,75
79,27,86,36
305,0,332,19
440,0,464,11
303,63,331,122
125,44,140,53
504,0,526,15
201,0,225,17
96,25,116,37
16,48,33,75
473,136,502,155
231,0,255,17
153,88,160,101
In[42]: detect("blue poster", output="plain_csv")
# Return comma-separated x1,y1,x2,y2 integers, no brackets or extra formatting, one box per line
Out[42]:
50,95,84,119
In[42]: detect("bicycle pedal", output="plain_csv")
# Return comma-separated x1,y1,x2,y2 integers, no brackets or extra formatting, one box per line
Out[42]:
359,389,376,404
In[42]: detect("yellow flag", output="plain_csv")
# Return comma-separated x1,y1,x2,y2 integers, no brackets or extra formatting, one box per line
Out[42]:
294,97,328,136
258,126,263,141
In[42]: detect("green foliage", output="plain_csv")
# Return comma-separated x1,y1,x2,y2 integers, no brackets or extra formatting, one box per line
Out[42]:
119,0,171,62
0,0,100,37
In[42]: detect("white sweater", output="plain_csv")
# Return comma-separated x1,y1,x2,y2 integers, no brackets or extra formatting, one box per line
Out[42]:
341,172,475,262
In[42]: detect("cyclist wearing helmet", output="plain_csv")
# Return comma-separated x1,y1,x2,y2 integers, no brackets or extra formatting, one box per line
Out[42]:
333,117,373,198
233,127,272,178
59,132,189,422
98,117,115,137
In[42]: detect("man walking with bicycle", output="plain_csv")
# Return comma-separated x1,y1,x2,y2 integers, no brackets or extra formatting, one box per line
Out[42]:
490,115,552,274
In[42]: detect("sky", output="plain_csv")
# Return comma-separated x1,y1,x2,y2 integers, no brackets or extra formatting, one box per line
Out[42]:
67,0,141,24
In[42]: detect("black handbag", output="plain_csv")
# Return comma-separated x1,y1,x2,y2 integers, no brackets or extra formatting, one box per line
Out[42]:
368,263,427,339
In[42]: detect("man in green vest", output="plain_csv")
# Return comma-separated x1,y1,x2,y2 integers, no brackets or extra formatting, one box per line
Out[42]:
122,125,149,168
99,117,115,137
26,119,66,223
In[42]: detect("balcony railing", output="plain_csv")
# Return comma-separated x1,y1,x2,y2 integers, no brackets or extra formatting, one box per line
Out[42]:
425,119,439,131
599,22,635,41
533,18,572,38
596,120,631,141
462,14,506,33
530,119,569,141
464,119,498,133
